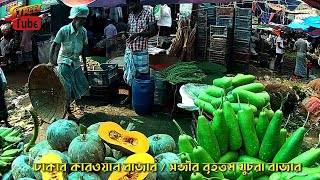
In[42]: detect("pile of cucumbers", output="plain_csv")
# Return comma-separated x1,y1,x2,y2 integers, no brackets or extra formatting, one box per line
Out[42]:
0,127,23,175
194,74,272,116
180,74,320,179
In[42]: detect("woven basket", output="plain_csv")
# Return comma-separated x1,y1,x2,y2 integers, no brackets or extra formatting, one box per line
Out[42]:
28,64,68,123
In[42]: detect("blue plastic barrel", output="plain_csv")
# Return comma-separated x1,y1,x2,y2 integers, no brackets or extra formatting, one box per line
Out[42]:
132,76,155,115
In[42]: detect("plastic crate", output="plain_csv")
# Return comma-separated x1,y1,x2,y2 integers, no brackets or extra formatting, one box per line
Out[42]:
197,27,207,35
87,64,119,87
235,18,252,30
233,40,250,53
234,29,251,42
216,7,234,17
197,8,208,18
216,17,233,28
207,15,216,25
210,25,228,37
210,37,228,50
208,49,229,65
235,8,252,19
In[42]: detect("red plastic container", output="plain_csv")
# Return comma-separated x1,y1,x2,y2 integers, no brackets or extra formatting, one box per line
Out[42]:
150,64,171,71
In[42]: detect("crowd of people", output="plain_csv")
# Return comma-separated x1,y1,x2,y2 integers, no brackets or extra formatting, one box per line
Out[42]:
251,28,320,80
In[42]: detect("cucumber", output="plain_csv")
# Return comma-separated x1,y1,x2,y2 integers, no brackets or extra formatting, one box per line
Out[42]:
278,129,287,149
256,111,270,143
238,108,260,157
237,171,253,180
223,162,243,179
218,151,239,163
259,110,283,162
279,166,320,179
198,92,218,103
255,175,269,180
238,155,268,178
233,89,266,108
194,99,216,115
222,101,242,151
212,109,229,155
213,76,233,89
256,91,270,103
290,173,320,180
265,109,275,121
232,75,256,87
205,85,226,98
226,86,234,93
230,103,257,113
234,83,265,93
226,94,236,103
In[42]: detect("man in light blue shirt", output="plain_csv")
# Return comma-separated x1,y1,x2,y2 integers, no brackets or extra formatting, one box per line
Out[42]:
48,5,90,122
104,19,118,60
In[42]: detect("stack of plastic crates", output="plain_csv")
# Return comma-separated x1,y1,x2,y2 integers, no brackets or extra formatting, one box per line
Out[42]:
216,7,234,29
232,8,252,73
207,26,231,66
196,8,208,61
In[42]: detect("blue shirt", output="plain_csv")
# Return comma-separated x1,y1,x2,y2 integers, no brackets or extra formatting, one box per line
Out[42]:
54,23,88,69
104,24,117,39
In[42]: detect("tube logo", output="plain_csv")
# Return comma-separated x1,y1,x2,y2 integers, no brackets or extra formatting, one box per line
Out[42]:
5,4,45,30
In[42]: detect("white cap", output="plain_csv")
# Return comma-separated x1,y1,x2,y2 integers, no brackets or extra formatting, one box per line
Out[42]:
68,5,89,19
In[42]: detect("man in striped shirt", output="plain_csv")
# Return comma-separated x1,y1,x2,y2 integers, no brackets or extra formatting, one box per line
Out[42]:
122,0,157,105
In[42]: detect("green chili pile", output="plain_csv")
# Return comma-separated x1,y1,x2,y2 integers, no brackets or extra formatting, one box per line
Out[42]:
158,62,206,85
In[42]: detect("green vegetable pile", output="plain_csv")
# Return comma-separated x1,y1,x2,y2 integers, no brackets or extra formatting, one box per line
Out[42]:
0,111,39,177
0,127,23,175
158,62,207,85
175,74,320,180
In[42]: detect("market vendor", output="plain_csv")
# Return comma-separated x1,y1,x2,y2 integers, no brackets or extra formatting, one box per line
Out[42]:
293,34,308,79
122,0,157,105
48,5,90,121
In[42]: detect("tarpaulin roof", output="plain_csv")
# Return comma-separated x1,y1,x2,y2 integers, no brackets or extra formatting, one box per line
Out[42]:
60,0,95,7
88,0,239,8
304,16,320,29
288,21,310,29
302,0,320,10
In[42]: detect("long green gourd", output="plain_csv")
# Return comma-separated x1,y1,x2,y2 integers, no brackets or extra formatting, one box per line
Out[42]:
278,115,290,150
213,76,233,89
256,110,270,143
259,103,283,162
172,120,194,161
197,115,220,162
212,97,228,155
236,93,260,157
222,101,242,151
272,112,310,163
289,134,320,167
194,99,216,115
218,151,239,163
190,140,224,179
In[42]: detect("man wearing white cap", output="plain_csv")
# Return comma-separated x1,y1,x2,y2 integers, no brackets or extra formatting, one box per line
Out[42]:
48,5,90,121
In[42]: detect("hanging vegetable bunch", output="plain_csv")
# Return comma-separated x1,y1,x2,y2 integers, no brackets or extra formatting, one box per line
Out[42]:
175,74,320,180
